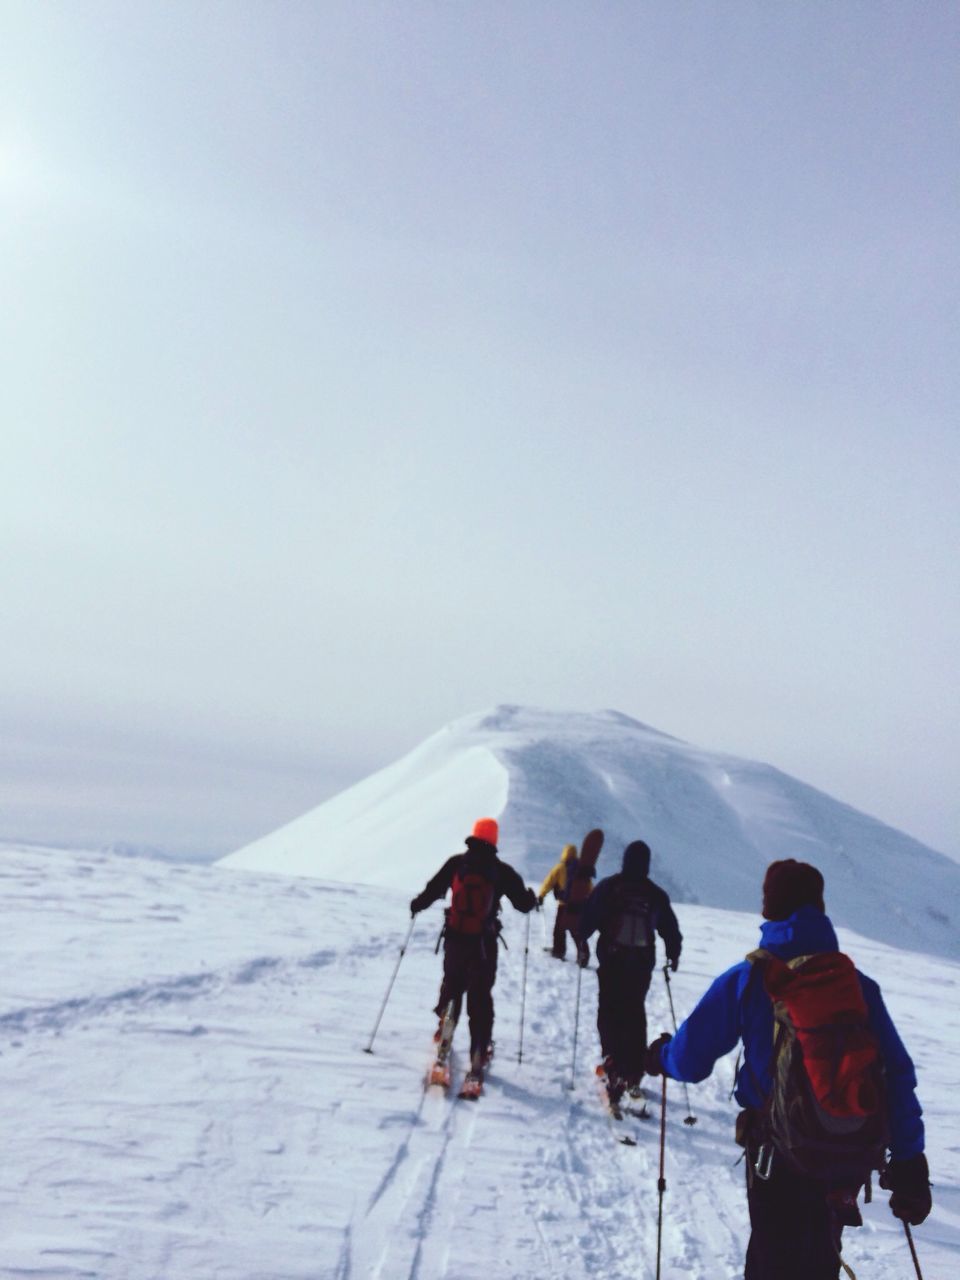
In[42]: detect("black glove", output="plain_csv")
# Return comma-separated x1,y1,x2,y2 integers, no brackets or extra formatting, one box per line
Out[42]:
667,956,679,972
535,896,544,912
409,896,425,916
643,1032,672,1077
880,1153,932,1225
525,888,538,911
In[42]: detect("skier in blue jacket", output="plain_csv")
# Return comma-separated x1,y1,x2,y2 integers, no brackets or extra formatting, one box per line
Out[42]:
644,859,931,1280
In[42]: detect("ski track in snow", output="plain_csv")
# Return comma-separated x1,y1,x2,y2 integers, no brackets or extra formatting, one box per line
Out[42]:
0,843,957,1280
0,948,344,1042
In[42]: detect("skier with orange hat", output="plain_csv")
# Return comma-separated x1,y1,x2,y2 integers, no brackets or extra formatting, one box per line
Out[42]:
410,817,537,1093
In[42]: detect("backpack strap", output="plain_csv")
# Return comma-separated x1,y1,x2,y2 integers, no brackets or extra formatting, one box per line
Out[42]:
736,953,769,1104
740,950,784,1181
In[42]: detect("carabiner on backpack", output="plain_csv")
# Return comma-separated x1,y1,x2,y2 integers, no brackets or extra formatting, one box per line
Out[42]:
754,1143,774,1181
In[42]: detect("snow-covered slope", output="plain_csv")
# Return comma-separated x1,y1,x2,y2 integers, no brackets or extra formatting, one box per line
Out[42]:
222,706,960,960
1,841,956,1280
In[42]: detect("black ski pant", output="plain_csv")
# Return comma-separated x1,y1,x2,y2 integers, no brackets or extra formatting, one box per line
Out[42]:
744,1147,842,1280
564,903,590,965
434,931,499,1058
595,945,654,1083
552,905,568,958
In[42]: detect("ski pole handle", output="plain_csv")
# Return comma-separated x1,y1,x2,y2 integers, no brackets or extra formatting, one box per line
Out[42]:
663,962,679,1031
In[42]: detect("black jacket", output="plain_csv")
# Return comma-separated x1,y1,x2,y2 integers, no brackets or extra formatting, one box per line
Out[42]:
578,843,682,966
410,837,537,921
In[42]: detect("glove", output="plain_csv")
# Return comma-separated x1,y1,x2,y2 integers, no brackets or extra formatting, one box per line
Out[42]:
667,957,679,972
880,1153,932,1225
409,896,424,916
526,888,538,911
643,1032,672,1077
537,894,545,907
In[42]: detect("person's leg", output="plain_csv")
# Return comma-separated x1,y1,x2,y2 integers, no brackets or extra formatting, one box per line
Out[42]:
466,937,498,1064
435,936,469,1028
599,958,634,1101
744,1153,841,1280
565,906,588,966
596,961,615,1062
598,956,630,1081
552,905,567,958
621,956,654,1083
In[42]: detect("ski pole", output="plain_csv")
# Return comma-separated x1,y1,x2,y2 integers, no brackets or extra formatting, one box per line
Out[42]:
518,910,531,1065
567,962,583,1090
364,915,416,1054
656,1073,668,1280
904,1223,924,1280
662,964,697,1125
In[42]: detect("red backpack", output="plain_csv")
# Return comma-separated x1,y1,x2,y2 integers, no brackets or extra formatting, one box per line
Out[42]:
749,948,888,1183
447,870,496,935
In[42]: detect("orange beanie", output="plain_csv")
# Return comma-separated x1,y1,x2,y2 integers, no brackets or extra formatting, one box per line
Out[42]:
471,817,499,847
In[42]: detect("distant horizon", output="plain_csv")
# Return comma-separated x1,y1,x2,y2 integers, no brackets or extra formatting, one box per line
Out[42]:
6,701,955,871
3,7,957,872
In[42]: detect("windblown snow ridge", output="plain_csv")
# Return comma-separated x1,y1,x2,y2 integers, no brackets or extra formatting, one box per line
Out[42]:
221,706,959,960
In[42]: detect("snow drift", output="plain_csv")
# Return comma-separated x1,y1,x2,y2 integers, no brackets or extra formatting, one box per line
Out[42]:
3,840,957,1279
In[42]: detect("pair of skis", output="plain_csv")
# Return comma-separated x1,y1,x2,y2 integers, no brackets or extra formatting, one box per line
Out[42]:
428,1057,482,1098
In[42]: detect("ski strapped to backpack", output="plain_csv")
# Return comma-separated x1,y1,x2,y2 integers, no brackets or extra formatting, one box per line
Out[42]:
565,828,604,910
747,947,889,1188
446,868,496,935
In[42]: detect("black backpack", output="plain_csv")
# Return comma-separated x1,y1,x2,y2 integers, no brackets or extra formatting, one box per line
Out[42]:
447,869,496,935
607,879,655,948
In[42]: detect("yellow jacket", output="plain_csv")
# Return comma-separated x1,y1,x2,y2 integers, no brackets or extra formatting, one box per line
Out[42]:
539,845,578,900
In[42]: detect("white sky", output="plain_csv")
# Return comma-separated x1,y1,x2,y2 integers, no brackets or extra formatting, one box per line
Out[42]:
2,2,957,859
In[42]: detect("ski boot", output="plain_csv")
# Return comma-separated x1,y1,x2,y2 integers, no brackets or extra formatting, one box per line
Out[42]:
597,1056,626,1111
459,1049,485,1100
429,1002,457,1088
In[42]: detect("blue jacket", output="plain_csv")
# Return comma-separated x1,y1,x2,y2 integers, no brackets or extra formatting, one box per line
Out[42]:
659,906,924,1160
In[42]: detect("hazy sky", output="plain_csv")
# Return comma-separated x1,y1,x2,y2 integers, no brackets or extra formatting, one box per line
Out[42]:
2,2,958,861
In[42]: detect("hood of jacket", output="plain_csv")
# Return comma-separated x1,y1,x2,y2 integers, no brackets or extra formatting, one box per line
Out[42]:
621,840,651,882
561,844,577,863
757,905,839,960
463,836,498,868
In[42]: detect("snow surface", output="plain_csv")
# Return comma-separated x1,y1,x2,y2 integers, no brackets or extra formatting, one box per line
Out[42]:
2,840,957,1280
223,706,960,961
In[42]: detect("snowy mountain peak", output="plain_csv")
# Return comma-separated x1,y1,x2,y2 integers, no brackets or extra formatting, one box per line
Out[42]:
221,706,959,960
454,703,680,742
